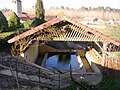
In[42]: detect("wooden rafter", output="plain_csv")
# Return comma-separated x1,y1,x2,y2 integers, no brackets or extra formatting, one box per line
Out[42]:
8,16,120,47
31,24,103,42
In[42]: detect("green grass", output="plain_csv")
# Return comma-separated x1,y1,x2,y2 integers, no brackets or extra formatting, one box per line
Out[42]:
108,52,120,57
61,75,120,90
94,75,120,90
60,82,77,90
0,31,14,40
0,31,15,51
22,20,33,29
0,20,33,41
0,18,49,41
96,28,120,41
0,28,27,41
88,24,120,41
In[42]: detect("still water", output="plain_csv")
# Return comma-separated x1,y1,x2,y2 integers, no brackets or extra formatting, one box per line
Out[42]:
44,54,80,70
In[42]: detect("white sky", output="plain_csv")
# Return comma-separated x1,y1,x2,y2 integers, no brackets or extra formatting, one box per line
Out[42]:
0,0,120,10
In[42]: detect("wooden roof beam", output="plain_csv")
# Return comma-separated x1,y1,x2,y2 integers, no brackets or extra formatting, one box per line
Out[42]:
63,17,120,46
8,16,63,43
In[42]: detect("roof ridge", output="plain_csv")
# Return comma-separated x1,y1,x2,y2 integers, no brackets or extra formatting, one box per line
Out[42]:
8,16,120,46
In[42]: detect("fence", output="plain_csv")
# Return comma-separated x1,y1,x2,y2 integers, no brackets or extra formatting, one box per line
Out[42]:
0,58,73,89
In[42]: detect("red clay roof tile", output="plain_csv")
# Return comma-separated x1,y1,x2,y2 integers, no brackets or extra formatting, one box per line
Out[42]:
8,16,120,46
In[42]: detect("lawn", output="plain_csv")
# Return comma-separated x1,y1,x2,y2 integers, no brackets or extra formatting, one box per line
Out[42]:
88,23,120,42
61,75,120,90
95,75,120,90
108,52,120,57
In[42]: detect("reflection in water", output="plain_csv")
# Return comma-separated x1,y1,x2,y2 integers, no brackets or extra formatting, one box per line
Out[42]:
58,54,71,63
44,54,80,70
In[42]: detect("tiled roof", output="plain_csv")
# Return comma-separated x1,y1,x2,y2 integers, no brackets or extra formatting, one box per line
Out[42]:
3,10,35,21
8,16,120,46
18,14,35,21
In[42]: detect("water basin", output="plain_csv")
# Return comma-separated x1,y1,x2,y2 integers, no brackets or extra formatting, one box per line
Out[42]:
44,53,83,70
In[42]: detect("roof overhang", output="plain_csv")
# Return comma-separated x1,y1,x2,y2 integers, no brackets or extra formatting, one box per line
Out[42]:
8,16,120,46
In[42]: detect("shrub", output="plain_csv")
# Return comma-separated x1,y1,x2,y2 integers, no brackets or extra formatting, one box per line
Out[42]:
23,20,33,29
8,12,21,30
0,11,8,33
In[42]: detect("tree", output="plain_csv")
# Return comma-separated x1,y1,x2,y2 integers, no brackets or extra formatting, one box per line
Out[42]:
105,7,112,11
61,6,64,9
97,6,105,10
0,11,8,33
32,0,45,27
81,6,88,10
35,0,45,20
66,7,70,10
8,12,20,30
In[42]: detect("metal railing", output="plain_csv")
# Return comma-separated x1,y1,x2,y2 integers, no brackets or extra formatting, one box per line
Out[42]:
0,58,102,89
0,59,73,89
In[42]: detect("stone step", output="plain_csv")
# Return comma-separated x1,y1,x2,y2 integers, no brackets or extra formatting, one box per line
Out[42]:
46,79,54,86
40,77,55,88
40,77,46,84
0,70,13,76
2,70,30,80
18,72,23,78
12,71,16,76
28,75,39,82
40,77,55,87
0,69,56,87
22,74,29,80
0,62,77,89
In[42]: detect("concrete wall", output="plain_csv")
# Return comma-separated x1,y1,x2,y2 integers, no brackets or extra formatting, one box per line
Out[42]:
77,55,83,68
41,53,48,67
85,49,102,74
86,49,102,65
39,45,76,54
21,41,39,62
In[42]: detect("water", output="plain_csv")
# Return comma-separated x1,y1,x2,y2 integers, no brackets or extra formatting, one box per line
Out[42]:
44,54,81,70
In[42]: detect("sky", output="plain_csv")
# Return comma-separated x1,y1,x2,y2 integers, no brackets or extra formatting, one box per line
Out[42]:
0,0,120,10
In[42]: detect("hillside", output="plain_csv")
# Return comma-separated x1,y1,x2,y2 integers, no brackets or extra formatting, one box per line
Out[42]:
45,9,120,20
22,8,120,20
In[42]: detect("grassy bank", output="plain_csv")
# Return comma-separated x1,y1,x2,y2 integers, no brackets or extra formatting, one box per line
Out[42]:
0,28,28,51
0,31,14,51
0,31,14,41
61,74,120,90
88,23,120,41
